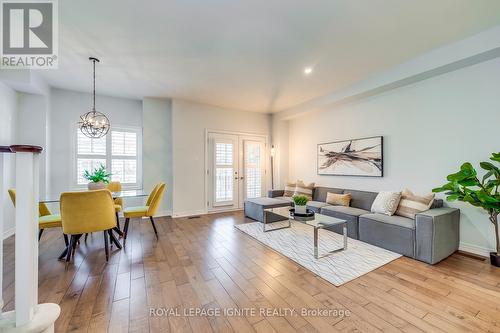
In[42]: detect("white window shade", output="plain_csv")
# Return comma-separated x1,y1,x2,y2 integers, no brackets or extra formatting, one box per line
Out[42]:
75,127,142,189
112,159,137,184
216,143,233,165
245,141,262,199
77,131,106,155
112,131,137,156
214,141,234,203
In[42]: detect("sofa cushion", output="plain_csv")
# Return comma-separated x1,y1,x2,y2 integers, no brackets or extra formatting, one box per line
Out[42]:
313,187,343,202
359,216,415,258
319,206,370,239
246,197,291,207
294,181,315,200
395,188,435,219
360,213,415,229
342,189,378,211
371,191,402,216
244,197,291,223
321,205,369,217
275,196,293,203
326,192,351,207
284,181,297,197
306,200,330,213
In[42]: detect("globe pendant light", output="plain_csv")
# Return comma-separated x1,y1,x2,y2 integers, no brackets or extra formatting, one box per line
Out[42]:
78,57,110,138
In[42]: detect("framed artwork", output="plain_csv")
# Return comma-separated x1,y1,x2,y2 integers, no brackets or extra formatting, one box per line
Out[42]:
317,136,383,177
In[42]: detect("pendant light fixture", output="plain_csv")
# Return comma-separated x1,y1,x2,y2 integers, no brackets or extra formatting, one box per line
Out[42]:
78,57,110,138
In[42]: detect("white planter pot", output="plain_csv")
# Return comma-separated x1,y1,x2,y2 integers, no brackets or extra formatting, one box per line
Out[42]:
88,181,105,190
295,205,307,214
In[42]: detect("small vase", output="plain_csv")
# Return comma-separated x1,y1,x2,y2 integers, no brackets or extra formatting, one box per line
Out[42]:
295,205,307,214
490,252,500,267
88,181,105,190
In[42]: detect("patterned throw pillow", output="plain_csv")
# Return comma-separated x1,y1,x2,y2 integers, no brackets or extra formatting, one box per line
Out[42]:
283,181,297,197
371,191,402,216
326,192,351,207
293,181,315,201
395,189,435,219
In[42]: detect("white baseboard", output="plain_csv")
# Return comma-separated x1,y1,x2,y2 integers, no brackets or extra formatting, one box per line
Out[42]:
172,209,207,218
155,210,172,217
3,227,14,240
459,241,494,257
207,207,243,215
173,208,244,218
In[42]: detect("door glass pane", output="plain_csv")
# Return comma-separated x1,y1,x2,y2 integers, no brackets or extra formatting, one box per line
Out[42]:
216,143,233,165
214,140,234,203
245,142,262,199
215,168,233,202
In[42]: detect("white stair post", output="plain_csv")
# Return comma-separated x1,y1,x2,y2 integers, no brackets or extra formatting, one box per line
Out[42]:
0,145,60,333
0,149,6,313
15,150,40,325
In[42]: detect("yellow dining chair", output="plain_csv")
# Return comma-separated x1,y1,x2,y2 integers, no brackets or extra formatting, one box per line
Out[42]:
8,188,68,245
60,189,122,262
123,183,165,241
107,181,123,228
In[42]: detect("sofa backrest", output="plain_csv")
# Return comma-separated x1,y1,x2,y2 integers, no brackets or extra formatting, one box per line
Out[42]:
312,185,440,211
342,189,378,211
313,187,343,202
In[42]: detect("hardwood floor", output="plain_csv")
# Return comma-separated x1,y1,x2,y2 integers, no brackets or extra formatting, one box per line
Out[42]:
2,211,500,332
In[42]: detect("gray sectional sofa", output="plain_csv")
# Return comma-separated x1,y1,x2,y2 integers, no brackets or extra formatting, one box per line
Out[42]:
243,186,460,264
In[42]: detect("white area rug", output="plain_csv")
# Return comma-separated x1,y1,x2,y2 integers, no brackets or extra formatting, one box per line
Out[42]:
235,221,401,286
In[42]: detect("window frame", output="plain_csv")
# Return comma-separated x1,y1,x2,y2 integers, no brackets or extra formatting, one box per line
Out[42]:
73,125,143,190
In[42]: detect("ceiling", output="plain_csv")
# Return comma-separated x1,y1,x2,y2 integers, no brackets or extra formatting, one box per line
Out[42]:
39,0,500,113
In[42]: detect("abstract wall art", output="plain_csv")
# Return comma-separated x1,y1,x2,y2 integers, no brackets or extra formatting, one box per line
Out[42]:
317,136,383,177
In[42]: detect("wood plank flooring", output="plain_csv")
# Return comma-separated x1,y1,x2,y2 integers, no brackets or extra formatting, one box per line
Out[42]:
2,211,500,332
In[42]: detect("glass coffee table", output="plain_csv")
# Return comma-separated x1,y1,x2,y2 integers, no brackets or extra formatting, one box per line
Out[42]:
263,207,348,259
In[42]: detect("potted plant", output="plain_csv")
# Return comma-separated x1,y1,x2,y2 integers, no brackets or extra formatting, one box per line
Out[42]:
83,164,112,190
433,152,500,267
292,195,309,214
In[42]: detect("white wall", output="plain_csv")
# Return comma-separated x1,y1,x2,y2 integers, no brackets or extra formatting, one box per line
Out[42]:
172,99,271,216
271,116,289,190
17,93,50,197
0,83,18,238
48,88,143,211
143,98,173,215
286,57,500,255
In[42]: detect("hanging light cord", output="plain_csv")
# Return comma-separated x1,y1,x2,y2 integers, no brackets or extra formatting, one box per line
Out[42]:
92,58,96,111
89,57,99,112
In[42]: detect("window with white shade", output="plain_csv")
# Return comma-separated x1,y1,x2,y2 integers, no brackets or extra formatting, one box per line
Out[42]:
75,126,142,188
244,141,262,199
214,142,234,203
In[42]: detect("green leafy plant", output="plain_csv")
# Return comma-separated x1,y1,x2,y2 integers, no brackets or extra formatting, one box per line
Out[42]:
292,195,308,206
433,152,500,255
83,163,112,184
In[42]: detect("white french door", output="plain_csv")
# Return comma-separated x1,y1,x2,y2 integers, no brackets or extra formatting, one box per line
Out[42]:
207,132,266,211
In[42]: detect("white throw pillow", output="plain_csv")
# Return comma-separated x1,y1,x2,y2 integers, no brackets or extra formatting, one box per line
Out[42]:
371,191,402,216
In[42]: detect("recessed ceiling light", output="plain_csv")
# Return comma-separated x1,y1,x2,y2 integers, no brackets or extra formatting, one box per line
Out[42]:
303,67,313,75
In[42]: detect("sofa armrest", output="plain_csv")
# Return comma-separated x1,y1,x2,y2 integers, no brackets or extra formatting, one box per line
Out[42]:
415,208,460,264
268,189,284,198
